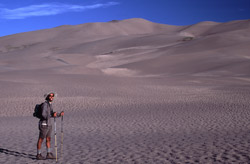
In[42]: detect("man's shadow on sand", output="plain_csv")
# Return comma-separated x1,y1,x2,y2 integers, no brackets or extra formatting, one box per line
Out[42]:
0,148,36,160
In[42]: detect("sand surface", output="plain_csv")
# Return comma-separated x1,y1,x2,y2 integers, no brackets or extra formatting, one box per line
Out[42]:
0,18,250,163
1,76,250,164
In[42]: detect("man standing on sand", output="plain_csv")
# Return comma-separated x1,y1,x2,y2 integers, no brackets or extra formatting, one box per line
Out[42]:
36,92,64,160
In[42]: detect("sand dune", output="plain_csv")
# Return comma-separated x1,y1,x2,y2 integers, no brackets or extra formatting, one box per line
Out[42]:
0,18,249,77
0,18,250,163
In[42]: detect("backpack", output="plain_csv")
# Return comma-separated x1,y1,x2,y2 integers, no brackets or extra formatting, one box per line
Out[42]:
33,103,44,119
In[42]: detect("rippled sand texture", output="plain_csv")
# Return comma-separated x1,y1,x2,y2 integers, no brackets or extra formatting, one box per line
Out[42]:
0,18,250,163
1,76,250,164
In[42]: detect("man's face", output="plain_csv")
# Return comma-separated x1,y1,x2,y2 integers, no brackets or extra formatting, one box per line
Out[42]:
48,93,54,102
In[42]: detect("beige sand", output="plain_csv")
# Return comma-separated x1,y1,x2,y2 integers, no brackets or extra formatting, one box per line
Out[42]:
0,18,250,163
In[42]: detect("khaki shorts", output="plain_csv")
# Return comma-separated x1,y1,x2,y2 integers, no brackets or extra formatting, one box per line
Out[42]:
39,124,52,139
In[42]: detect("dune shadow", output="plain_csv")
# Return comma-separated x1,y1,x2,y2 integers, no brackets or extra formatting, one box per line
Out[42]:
0,148,36,160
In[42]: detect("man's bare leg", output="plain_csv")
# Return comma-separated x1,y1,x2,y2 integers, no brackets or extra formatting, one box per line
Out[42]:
37,137,43,151
46,137,56,159
46,137,51,151
36,137,45,160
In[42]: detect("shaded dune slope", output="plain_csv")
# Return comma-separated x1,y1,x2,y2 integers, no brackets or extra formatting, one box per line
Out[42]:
0,18,249,77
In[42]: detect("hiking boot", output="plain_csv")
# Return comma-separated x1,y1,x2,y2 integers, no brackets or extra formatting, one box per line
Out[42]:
36,154,45,160
46,152,56,159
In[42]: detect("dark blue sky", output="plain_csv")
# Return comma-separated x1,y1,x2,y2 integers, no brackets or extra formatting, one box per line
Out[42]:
0,0,249,37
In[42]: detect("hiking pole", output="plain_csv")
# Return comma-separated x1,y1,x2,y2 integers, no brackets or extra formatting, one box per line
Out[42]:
60,114,64,159
54,117,58,162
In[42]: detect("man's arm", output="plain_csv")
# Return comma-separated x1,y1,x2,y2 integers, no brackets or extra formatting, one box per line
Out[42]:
41,103,48,120
53,111,64,117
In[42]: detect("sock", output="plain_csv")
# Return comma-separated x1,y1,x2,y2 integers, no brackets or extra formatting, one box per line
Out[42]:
37,149,42,155
47,148,51,153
